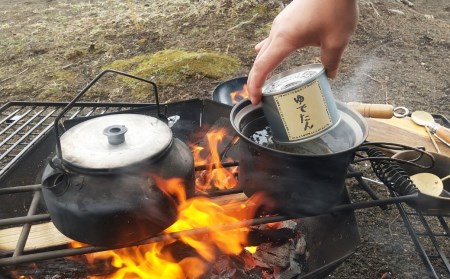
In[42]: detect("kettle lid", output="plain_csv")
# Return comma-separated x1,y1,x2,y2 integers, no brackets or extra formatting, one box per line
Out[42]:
60,114,172,170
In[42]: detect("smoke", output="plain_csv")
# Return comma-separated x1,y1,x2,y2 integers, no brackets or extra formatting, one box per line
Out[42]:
334,56,385,103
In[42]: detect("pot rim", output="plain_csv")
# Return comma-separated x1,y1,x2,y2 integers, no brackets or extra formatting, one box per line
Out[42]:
230,99,369,157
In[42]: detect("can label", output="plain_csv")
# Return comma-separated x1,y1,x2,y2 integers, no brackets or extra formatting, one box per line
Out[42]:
273,80,333,141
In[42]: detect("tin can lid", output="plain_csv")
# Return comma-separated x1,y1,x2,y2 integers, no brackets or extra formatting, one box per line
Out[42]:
262,64,325,95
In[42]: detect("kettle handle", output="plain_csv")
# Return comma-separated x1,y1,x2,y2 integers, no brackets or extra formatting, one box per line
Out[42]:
53,69,162,162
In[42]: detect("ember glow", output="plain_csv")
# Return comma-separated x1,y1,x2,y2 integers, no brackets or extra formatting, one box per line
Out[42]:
192,127,238,191
69,150,263,278
244,246,257,254
230,84,249,104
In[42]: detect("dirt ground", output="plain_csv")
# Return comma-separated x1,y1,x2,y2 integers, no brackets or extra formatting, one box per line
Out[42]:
0,0,449,278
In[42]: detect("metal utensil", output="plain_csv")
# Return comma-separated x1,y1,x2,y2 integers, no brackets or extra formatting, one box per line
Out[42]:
392,150,450,213
411,173,445,197
411,110,450,149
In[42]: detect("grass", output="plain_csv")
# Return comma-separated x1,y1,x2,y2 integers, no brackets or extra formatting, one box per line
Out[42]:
0,0,272,103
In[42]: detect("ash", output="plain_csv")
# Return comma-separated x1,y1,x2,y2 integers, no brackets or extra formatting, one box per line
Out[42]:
204,220,308,279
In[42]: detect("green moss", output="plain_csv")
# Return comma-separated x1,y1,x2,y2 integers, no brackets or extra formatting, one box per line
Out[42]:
51,69,77,82
255,22,272,37
106,49,241,85
250,4,280,18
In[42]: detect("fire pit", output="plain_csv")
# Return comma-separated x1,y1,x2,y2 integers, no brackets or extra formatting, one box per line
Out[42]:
1,71,450,278
0,93,363,278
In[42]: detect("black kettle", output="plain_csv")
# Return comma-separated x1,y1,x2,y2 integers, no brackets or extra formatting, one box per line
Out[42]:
41,70,194,246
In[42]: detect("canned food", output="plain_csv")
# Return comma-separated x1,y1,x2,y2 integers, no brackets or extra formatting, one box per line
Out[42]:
261,64,341,143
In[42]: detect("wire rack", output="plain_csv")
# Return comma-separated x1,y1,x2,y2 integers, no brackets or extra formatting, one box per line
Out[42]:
1,101,449,278
392,114,450,279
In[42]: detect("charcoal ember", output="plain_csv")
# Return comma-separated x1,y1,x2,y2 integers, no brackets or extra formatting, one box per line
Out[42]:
205,252,283,279
246,220,306,279
276,259,302,279
161,241,199,261
0,257,114,278
269,220,298,230
247,220,299,246
276,238,305,279
241,249,257,270
205,254,263,279
247,228,297,246
253,220,298,231
294,235,307,256
253,242,291,269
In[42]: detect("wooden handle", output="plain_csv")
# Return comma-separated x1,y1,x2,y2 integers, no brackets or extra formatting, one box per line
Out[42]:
347,102,394,119
435,126,450,145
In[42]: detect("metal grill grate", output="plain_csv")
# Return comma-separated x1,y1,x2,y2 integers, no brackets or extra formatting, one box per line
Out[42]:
395,198,450,278
399,115,450,279
0,100,363,274
0,101,151,177
0,101,154,267
1,100,449,279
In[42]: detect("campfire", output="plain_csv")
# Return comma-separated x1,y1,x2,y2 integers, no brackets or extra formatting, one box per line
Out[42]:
191,127,238,191
67,127,304,279
0,98,360,279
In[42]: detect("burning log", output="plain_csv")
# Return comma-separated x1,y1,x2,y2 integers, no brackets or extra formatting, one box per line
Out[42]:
191,117,240,192
192,117,238,163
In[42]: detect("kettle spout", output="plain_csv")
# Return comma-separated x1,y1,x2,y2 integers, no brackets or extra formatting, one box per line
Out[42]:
41,161,70,196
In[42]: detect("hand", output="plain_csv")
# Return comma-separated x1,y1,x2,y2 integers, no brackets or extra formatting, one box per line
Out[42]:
247,0,359,104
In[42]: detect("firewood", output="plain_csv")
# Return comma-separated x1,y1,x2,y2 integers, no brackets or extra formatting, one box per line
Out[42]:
0,222,72,254
193,117,239,165
0,193,253,253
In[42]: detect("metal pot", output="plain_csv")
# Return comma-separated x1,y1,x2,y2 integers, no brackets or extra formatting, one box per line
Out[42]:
41,70,194,246
230,99,368,216
212,76,248,106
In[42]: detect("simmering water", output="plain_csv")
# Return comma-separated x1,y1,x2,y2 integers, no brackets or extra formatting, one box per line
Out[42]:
245,112,359,155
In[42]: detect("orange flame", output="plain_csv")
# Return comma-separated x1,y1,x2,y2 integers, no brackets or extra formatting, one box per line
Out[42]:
244,246,257,254
65,123,277,278
70,178,263,278
230,84,249,104
192,128,238,191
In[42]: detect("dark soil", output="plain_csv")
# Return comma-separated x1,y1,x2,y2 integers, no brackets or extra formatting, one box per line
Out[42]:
0,0,449,278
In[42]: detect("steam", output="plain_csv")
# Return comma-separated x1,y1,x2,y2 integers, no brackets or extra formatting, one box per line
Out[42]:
334,56,385,103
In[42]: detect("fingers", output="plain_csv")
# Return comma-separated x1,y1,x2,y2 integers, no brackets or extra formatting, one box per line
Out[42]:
320,41,347,79
255,38,268,53
248,40,294,105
